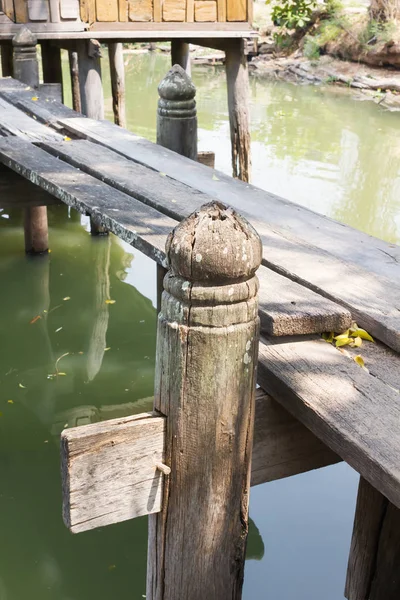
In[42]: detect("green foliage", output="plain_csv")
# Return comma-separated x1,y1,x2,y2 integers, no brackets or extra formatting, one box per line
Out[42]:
303,36,321,58
358,18,396,47
268,0,318,30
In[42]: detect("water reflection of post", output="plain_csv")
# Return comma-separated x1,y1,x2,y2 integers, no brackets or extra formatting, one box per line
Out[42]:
86,236,111,382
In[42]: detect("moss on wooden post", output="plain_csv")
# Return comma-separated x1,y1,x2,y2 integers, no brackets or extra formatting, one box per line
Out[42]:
147,201,262,600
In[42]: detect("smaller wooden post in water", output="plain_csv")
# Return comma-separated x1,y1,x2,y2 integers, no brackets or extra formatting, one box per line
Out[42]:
147,202,262,599
225,39,251,182
12,27,39,88
68,50,81,113
157,64,197,160
24,206,49,254
171,39,191,75
108,42,126,128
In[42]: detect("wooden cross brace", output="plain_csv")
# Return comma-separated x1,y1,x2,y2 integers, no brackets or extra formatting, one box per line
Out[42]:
61,389,339,534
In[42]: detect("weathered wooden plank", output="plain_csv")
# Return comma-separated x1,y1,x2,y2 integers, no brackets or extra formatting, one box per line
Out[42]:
217,0,226,21
345,477,388,600
2,0,15,21
60,0,80,19
153,0,162,21
226,0,246,20
96,0,119,20
0,164,61,208
27,0,50,20
118,0,128,20
128,0,153,21
14,0,29,22
251,389,340,486
62,412,166,533
162,0,186,21
0,97,63,142
0,138,175,264
39,139,351,335
194,0,217,21
258,334,400,509
50,119,400,352
47,116,399,284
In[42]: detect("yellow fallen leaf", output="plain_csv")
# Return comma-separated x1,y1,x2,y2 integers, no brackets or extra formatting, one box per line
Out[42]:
58,372,67,376
78,351,84,355
322,332,334,343
31,96,38,101
212,174,219,181
8,400,14,404
18,383,26,389
104,347,111,351
350,336,362,348
159,172,166,177
336,337,352,347
354,355,368,372
350,329,374,342
334,330,350,340
64,136,72,142
63,296,71,301
105,299,116,304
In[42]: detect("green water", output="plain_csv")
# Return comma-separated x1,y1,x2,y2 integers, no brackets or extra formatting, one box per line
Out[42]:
2,51,398,599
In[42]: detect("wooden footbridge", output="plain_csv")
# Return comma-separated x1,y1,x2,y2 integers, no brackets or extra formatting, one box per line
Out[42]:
1,67,400,599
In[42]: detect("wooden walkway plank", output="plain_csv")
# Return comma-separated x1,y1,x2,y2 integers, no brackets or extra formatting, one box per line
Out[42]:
0,97,63,142
0,138,175,264
39,139,351,336
258,334,400,509
37,133,400,352
54,116,400,283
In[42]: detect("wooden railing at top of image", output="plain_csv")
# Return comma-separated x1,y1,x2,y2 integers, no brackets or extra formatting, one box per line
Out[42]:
0,0,251,26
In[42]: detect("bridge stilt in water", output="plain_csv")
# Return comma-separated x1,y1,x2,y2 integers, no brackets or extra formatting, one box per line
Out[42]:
108,42,126,128
24,206,49,254
171,40,191,76
225,39,251,183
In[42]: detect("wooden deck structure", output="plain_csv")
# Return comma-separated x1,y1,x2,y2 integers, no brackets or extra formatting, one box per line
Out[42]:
0,0,255,181
1,74,400,598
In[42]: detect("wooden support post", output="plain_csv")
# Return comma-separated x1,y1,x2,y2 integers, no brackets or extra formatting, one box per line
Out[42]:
12,27,39,88
345,476,400,600
76,39,106,235
68,50,81,113
147,202,262,599
24,206,49,254
108,42,126,128
157,64,197,161
76,39,104,121
171,39,191,76
41,41,63,84
225,39,251,183
1,43,13,77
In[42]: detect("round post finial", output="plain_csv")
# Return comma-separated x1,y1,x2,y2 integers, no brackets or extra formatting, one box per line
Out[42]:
166,202,262,283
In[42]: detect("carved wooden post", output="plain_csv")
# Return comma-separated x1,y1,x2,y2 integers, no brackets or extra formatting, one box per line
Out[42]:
225,39,251,182
147,202,262,599
108,42,126,128
157,64,197,161
171,39,191,76
12,27,39,88
12,27,48,253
